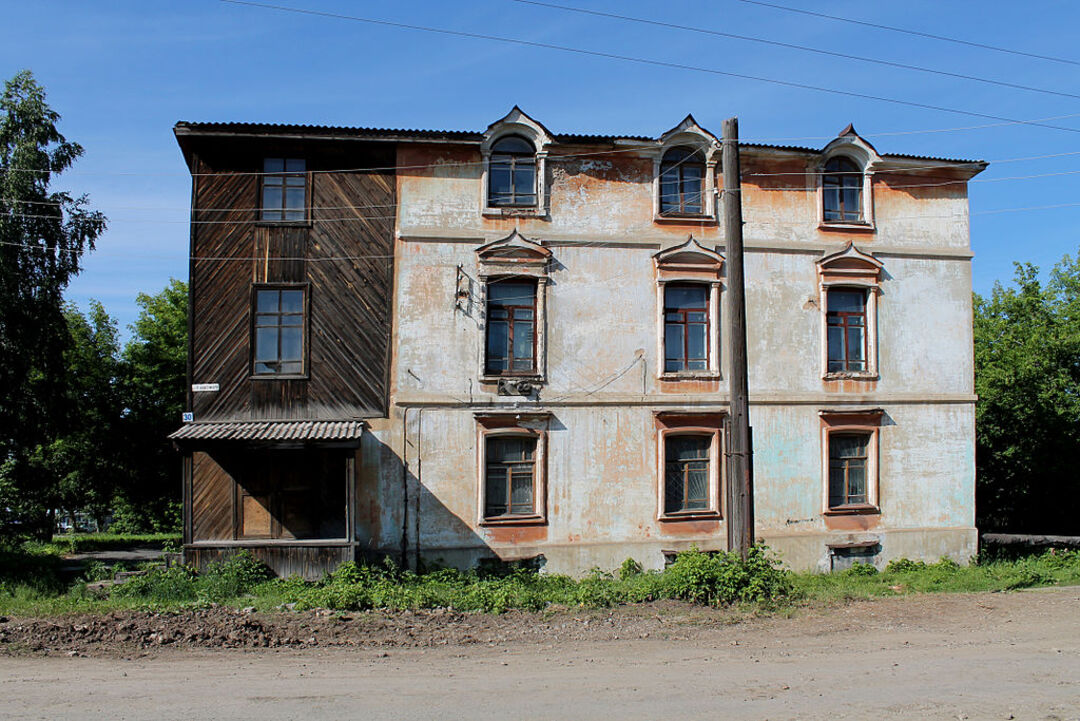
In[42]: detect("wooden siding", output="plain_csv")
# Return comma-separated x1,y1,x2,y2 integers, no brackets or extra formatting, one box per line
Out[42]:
186,543,355,581
190,451,234,541
188,139,395,422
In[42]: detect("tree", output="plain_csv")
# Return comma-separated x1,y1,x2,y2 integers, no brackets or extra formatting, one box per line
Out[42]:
974,257,1080,534
113,279,187,532
0,70,106,540
44,301,124,529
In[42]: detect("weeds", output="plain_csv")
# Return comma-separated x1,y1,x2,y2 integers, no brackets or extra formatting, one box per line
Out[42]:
1,544,1078,618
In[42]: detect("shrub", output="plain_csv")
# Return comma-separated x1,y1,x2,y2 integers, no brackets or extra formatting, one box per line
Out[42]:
661,545,792,606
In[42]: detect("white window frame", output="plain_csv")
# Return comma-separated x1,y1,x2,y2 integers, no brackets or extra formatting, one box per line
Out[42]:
816,243,883,381
480,108,551,218
654,237,725,381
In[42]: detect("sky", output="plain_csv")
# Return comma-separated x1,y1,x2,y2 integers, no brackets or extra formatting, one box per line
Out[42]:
3,0,1079,335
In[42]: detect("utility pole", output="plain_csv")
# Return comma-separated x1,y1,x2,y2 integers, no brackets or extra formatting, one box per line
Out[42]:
723,117,755,559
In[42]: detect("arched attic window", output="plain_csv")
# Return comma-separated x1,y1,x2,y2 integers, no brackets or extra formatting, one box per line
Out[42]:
659,146,706,215
488,135,537,207
823,156,864,223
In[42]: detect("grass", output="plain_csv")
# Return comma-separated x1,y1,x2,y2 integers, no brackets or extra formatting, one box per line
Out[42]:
792,551,1080,601
0,542,1078,618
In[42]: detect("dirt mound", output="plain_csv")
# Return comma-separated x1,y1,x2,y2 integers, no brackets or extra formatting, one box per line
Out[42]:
0,601,729,657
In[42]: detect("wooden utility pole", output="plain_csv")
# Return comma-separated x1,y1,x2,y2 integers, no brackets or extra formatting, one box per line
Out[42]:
722,117,755,559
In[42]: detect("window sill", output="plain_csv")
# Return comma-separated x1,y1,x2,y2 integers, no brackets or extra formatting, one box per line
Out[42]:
255,220,312,228
251,373,310,381
823,371,878,381
480,374,545,383
483,207,547,219
658,511,722,522
480,515,547,527
824,505,880,516
819,221,875,233
660,371,722,381
654,212,716,224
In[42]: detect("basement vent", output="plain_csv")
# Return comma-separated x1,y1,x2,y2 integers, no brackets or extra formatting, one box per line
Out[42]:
829,542,881,572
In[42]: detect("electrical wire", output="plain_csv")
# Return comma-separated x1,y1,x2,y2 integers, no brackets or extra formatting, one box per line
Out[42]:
733,0,1080,67
512,0,1080,102
219,0,1080,135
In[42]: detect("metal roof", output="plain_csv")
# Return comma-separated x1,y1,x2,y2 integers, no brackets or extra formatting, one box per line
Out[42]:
169,420,366,443
173,122,983,165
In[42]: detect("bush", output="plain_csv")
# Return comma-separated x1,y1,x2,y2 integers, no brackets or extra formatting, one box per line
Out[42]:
661,546,792,606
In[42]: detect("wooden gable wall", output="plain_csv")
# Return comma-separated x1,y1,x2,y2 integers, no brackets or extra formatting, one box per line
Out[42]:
187,138,395,421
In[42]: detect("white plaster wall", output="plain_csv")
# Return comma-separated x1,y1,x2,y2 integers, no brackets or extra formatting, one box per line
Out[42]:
383,141,978,573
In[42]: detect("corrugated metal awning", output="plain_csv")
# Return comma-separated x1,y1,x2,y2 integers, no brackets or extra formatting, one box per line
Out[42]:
169,420,366,443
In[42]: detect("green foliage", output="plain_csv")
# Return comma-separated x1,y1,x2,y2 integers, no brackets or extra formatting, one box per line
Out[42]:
112,550,270,604
793,550,1080,601
974,257,1080,533
618,557,643,580
114,279,187,532
0,70,107,541
661,546,794,606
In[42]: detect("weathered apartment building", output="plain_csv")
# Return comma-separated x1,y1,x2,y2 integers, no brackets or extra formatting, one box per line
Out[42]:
172,108,986,578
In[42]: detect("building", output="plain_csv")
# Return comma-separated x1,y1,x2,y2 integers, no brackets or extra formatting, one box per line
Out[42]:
172,108,986,578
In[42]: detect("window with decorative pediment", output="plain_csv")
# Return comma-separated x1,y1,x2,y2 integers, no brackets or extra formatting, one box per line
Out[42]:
476,230,552,382
818,125,878,230
817,243,883,380
654,115,718,221
654,237,724,379
481,107,551,216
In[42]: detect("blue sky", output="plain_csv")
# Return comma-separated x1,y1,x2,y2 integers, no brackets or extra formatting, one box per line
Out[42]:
3,0,1079,334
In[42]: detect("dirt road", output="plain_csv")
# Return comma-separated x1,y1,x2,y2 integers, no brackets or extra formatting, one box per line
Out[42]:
2,588,1078,720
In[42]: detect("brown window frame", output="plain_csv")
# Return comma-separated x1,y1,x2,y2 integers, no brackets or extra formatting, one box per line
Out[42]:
476,415,549,526
826,288,868,373
822,156,864,224
250,283,310,379
656,413,724,521
663,283,710,373
659,146,706,216
259,157,308,223
663,433,712,515
828,432,870,508
484,435,538,519
484,278,538,376
487,136,537,208
820,411,882,515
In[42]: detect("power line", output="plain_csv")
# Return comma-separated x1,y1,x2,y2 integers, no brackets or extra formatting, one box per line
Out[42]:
513,0,1080,102
220,0,1080,135
734,0,1080,67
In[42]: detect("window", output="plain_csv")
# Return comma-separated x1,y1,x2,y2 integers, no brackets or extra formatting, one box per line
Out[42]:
828,433,869,507
260,158,306,222
817,243,882,380
485,436,537,517
656,413,724,520
826,289,867,373
485,280,537,375
664,435,710,514
653,238,724,380
820,410,882,514
822,157,863,224
664,284,709,372
488,136,536,207
476,413,549,525
237,450,347,540
659,146,705,215
252,286,306,376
